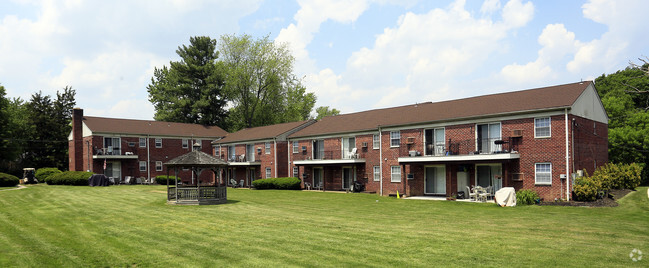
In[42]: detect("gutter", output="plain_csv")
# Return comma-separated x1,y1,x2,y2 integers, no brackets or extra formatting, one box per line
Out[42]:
274,138,278,178
379,126,383,196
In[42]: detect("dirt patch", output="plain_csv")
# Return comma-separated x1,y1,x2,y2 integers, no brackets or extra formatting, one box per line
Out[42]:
538,189,634,207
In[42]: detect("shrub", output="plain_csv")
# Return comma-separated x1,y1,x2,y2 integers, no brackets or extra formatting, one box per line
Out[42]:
46,171,94,186
252,177,301,190
590,162,643,191
155,175,181,185
573,175,601,201
35,167,62,182
516,189,540,205
0,172,20,187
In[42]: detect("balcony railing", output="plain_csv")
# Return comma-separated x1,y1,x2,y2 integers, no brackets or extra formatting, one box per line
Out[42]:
93,147,138,158
293,150,365,161
404,138,518,157
227,155,261,163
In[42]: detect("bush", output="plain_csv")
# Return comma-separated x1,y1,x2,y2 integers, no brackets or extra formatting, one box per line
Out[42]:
46,171,94,186
516,189,540,205
252,177,301,190
573,175,601,201
35,167,62,182
155,175,180,185
0,172,20,187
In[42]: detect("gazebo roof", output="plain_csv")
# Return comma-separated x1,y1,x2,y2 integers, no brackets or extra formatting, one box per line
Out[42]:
164,150,229,168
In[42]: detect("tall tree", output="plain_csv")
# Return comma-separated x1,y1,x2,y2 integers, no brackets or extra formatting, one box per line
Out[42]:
595,61,649,184
219,34,315,131
148,36,228,127
0,85,15,166
315,106,340,120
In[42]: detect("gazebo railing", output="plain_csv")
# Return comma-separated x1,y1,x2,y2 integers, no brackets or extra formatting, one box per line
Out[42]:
168,186,227,203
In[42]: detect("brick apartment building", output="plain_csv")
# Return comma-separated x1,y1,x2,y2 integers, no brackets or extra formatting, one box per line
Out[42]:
287,81,608,200
68,108,228,184
212,120,315,187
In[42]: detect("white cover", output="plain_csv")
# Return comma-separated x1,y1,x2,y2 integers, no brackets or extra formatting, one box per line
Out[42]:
494,187,517,207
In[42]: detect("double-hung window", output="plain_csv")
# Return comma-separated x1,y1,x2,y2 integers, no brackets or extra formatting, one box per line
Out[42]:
266,168,271,178
373,166,380,181
390,166,401,182
139,161,146,172
139,137,146,147
265,142,271,154
373,134,380,149
182,139,188,148
292,141,299,153
535,163,552,185
155,138,162,148
390,131,400,147
293,167,299,178
155,161,163,171
535,117,551,138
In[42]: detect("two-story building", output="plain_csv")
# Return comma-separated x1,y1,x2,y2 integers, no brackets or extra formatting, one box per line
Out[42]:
288,81,608,200
68,108,228,184
213,120,315,187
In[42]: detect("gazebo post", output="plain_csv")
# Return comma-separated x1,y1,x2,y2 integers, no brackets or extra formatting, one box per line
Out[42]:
166,169,170,201
174,168,179,202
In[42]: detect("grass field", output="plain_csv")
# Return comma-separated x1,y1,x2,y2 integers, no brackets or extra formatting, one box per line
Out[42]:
0,185,647,267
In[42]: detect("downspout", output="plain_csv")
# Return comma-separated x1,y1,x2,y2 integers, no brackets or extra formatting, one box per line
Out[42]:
147,135,150,182
565,109,570,201
287,139,291,178
274,138,278,178
379,126,383,196
86,140,91,171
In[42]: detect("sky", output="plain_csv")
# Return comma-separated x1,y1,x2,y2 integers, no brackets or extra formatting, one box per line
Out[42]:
1,0,648,120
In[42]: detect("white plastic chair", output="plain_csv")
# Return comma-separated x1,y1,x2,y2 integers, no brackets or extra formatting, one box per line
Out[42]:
466,186,477,201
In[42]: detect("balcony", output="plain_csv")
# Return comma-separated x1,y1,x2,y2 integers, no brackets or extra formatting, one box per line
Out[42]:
293,150,366,165
227,155,261,166
399,138,520,163
92,147,139,160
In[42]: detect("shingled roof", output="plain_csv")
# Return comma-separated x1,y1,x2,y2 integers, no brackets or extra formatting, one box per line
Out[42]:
215,120,315,144
82,116,228,138
290,81,592,138
164,150,228,168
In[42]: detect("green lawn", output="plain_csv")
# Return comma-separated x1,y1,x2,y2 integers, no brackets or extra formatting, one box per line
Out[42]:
0,185,647,267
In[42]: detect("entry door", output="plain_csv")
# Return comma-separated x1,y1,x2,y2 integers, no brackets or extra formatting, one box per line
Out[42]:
248,168,255,186
476,164,502,190
425,166,446,195
105,161,121,180
342,167,353,189
313,168,323,187
457,171,469,194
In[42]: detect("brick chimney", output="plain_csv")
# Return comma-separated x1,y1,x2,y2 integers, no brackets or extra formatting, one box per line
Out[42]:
69,108,84,171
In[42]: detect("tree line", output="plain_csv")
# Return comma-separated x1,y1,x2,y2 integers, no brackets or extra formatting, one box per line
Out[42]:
147,34,339,132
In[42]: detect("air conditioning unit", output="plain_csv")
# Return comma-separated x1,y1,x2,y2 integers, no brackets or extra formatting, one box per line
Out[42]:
406,137,415,144
302,146,307,152
257,147,261,153
362,142,368,148
511,129,523,137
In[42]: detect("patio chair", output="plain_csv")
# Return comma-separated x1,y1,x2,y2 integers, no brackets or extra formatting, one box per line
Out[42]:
347,148,358,159
230,179,238,188
304,182,312,190
314,183,322,190
466,186,477,201
238,180,245,188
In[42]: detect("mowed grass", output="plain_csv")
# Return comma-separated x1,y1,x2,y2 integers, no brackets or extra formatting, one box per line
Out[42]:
0,185,647,267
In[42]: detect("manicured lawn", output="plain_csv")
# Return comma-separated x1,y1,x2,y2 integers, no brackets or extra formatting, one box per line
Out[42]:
0,185,647,267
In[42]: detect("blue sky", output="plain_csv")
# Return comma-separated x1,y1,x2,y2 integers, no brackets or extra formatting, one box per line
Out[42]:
1,0,647,120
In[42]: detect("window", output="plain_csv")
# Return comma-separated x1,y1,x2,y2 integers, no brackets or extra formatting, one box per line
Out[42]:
265,142,271,154
155,138,162,148
104,137,121,155
228,145,236,161
139,161,146,172
373,166,380,182
313,139,324,159
373,134,380,149
194,139,201,149
535,163,552,185
292,141,299,153
155,161,163,171
477,123,501,153
424,128,445,156
266,168,271,178
390,166,401,182
246,144,255,162
182,139,188,148
139,137,146,147
535,117,551,138
293,167,299,178
390,131,400,147
342,137,355,159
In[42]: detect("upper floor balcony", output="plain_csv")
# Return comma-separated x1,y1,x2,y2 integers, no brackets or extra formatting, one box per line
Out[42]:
92,147,139,160
226,154,261,166
400,137,520,163
293,149,366,165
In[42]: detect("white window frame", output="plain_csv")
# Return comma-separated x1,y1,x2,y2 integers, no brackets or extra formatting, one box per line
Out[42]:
182,139,188,148
265,142,271,154
265,167,271,178
535,163,552,185
534,117,551,138
292,141,299,153
155,138,162,148
194,139,202,149
373,166,380,182
155,161,163,171
390,131,400,147
293,167,299,178
390,166,401,182
373,134,380,149
139,137,146,147
139,161,146,172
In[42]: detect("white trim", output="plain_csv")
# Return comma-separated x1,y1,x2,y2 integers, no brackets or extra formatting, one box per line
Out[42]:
292,141,299,153
424,165,446,195
93,155,138,160
423,127,445,156
265,167,271,179
139,161,146,172
228,162,262,166
155,138,162,148
373,166,380,182
265,142,271,154
289,130,379,140
294,159,366,165
390,131,400,147
398,153,520,163
182,139,189,148
139,137,146,147
535,162,552,185
372,134,380,149
534,117,551,138
390,166,401,182
91,132,218,140
155,161,163,171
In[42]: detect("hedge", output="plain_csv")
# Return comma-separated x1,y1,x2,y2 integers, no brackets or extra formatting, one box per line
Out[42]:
0,172,20,187
46,171,94,186
155,175,182,185
35,167,62,182
573,162,643,201
252,177,301,190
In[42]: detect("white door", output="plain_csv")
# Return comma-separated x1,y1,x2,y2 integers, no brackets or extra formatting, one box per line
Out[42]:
457,171,469,194
425,166,446,195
